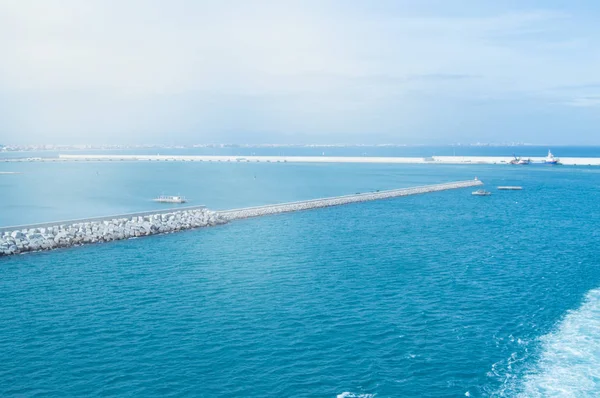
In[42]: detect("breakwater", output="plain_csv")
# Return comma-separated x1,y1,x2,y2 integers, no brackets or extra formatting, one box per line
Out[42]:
0,207,225,256
0,180,482,257
221,180,483,220
35,154,599,166
3,154,600,166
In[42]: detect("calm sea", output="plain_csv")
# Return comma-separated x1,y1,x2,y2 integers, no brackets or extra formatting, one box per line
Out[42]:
1,146,600,397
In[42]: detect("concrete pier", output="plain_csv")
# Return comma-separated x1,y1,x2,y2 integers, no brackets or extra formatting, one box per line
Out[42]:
45,154,600,166
0,179,482,257
2,154,599,165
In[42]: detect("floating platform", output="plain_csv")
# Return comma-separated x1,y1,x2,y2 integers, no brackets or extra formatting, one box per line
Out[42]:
497,186,523,190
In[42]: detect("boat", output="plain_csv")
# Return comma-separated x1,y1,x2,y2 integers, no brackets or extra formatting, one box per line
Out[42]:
497,186,522,190
153,195,187,204
544,149,560,164
509,155,531,165
472,189,492,196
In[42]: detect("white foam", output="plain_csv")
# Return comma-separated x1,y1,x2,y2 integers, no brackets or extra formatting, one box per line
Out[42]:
518,288,600,397
337,392,375,398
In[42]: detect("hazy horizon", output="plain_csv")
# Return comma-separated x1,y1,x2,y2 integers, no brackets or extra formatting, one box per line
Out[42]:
2,0,600,145
4,142,600,150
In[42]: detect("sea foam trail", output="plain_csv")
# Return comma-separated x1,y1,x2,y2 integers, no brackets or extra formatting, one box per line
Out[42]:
518,288,600,397
337,393,375,398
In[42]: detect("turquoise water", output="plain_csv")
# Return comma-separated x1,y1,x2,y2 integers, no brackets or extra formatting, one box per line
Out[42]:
1,161,485,226
1,160,600,396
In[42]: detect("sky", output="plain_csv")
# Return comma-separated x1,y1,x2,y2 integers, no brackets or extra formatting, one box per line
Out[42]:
1,0,600,145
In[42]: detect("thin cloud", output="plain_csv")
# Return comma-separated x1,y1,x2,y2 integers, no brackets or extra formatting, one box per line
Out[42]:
565,96,600,107
1,1,600,144
406,74,480,81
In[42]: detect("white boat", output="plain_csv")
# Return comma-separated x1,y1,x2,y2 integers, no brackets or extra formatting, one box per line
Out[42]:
153,195,187,203
472,189,491,196
544,150,560,164
509,155,531,165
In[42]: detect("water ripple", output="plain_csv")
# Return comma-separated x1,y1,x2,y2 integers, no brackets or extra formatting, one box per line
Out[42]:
1,166,600,396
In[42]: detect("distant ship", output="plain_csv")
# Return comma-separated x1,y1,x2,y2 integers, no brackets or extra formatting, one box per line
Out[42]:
153,195,186,204
544,150,560,165
472,189,491,196
510,155,531,165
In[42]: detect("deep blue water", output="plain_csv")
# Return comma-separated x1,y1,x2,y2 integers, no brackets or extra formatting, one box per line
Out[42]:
1,158,600,397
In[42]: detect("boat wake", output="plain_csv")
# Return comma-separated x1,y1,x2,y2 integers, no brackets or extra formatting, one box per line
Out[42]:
337,392,375,398
517,288,600,397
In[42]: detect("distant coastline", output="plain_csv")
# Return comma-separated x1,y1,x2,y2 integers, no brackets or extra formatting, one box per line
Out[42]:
2,145,598,163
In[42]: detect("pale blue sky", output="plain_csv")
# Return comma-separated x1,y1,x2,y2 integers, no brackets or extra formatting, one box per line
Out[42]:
1,0,599,145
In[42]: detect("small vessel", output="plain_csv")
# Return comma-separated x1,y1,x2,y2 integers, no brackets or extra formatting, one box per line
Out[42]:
472,189,491,196
544,149,560,165
153,195,187,204
509,155,531,165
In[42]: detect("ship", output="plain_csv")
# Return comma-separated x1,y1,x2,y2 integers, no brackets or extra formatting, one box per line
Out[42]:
544,149,560,165
509,155,531,165
472,189,491,196
153,195,187,204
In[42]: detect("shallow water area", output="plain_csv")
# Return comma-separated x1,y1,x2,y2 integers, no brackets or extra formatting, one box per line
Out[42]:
1,159,600,397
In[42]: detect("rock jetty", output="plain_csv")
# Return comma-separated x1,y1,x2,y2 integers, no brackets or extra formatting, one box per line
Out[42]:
221,180,483,220
0,180,483,257
0,208,225,256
